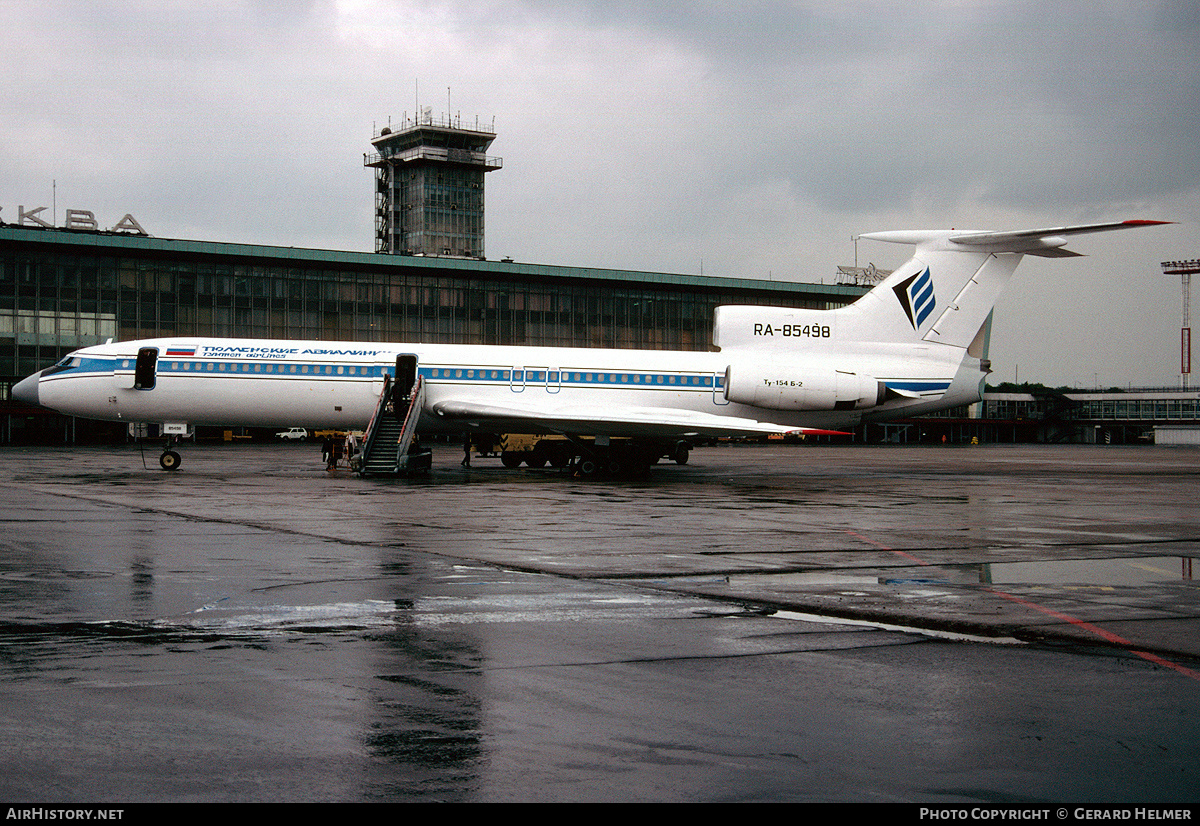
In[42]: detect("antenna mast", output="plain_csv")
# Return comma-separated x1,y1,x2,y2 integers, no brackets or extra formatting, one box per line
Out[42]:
1162,259,1199,389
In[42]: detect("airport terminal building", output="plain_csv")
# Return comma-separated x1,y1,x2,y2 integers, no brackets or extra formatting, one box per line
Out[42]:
7,114,1195,446
8,224,1199,447
0,113,881,443
0,225,864,443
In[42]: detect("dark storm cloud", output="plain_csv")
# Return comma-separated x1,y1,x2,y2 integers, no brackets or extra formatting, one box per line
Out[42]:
1,0,1193,387
6,1,1193,232
502,0,1200,212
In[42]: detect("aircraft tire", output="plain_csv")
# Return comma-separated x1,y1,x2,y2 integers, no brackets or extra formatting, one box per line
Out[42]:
159,450,182,471
627,452,654,477
674,445,689,465
627,443,657,472
547,442,573,468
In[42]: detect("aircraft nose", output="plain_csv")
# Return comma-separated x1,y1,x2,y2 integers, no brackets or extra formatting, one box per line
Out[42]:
11,372,42,407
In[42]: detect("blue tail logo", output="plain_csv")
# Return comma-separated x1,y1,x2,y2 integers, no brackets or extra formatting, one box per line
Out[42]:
893,267,937,330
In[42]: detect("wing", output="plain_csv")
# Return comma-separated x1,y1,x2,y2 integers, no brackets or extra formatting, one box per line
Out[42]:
429,399,847,438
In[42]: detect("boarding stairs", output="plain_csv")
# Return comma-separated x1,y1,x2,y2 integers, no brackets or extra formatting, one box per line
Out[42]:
357,367,431,476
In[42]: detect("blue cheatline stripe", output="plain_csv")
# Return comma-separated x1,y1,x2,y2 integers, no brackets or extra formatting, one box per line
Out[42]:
50,356,727,390
425,366,721,389
885,380,951,393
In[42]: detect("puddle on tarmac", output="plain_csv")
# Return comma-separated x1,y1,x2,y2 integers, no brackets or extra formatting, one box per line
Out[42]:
729,557,1198,592
982,556,1198,587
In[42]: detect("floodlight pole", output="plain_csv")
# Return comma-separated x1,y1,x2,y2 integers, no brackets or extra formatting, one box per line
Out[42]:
1161,260,1199,390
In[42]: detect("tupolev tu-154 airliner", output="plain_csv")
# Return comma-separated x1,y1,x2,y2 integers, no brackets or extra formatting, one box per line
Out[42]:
12,220,1168,473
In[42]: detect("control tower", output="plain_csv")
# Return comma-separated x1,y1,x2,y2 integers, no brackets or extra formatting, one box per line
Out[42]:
364,113,502,258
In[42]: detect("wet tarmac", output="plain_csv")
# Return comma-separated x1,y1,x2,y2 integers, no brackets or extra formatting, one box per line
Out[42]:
1,442,1198,802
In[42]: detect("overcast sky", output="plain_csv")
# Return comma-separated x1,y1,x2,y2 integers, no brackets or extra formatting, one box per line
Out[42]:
2,0,1197,388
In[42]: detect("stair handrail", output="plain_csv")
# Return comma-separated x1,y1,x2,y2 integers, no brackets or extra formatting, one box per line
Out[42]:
395,375,425,470
358,372,393,474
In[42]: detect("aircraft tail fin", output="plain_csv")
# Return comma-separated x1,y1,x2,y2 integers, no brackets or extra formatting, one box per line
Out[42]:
852,220,1170,350
714,220,1169,353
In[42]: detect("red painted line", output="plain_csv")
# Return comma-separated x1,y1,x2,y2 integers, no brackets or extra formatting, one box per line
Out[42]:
984,588,1200,683
845,530,1200,684
982,587,1129,645
844,530,930,565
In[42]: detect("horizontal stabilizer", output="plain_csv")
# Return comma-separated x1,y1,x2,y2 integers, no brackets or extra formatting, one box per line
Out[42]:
948,220,1170,244
861,220,1170,256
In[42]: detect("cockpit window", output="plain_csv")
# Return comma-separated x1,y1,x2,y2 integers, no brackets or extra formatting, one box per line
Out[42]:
43,355,83,377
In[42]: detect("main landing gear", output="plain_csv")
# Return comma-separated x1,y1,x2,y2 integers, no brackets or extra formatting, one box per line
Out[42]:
486,434,693,478
563,436,690,479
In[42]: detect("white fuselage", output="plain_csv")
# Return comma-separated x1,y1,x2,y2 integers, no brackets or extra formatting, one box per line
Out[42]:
27,335,980,436
17,221,1169,443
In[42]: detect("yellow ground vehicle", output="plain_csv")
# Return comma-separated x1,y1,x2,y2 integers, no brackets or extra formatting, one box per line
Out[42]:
494,434,691,473
497,434,573,468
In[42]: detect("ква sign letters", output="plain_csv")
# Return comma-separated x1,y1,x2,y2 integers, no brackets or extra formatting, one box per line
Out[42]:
1,204,148,235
